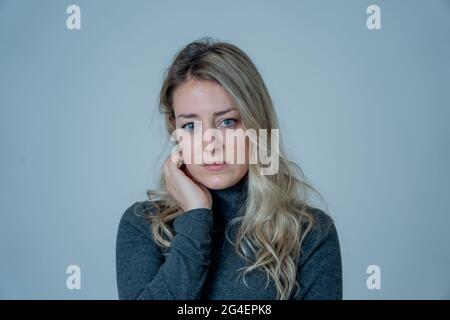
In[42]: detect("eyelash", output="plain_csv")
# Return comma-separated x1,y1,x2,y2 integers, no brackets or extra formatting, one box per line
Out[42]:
181,118,239,131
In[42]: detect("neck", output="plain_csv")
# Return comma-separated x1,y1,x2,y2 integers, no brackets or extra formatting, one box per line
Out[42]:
206,173,249,228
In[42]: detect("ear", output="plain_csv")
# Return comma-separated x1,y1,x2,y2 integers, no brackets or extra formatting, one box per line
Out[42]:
169,114,176,128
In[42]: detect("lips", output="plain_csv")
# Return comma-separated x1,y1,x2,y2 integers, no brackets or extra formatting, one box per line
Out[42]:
201,162,228,171
202,162,226,166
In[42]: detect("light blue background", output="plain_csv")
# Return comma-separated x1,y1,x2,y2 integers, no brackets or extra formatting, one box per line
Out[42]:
1,0,449,299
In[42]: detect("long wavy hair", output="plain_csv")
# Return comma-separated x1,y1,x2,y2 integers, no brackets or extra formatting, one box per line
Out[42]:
144,37,329,300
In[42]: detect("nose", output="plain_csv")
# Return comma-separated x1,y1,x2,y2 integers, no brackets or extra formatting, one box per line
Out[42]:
202,128,224,151
201,124,225,162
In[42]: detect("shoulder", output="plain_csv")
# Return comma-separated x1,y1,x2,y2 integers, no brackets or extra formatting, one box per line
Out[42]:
300,206,340,259
305,206,337,237
118,200,159,239
295,206,343,299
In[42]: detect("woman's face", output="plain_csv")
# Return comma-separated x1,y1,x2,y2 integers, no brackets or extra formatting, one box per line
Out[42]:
171,79,249,190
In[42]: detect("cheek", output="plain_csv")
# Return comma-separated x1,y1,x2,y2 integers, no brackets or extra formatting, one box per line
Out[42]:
178,136,201,164
182,164,205,185
227,132,249,164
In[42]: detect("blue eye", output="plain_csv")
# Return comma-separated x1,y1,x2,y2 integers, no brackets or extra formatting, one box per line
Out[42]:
181,122,195,131
220,118,237,128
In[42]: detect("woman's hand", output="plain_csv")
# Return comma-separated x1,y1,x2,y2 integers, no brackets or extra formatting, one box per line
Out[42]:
163,156,212,212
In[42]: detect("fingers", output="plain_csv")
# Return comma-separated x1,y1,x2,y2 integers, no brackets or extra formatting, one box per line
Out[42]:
163,156,212,211
163,155,187,191
164,158,180,206
169,142,184,168
163,156,190,211
164,155,183,175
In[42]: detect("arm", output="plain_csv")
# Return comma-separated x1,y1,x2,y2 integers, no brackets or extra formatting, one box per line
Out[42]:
292,210,343,300
115,201,213,300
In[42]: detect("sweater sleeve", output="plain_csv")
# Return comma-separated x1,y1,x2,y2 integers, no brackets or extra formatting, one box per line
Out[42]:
292,208,343,300
115,201,214,300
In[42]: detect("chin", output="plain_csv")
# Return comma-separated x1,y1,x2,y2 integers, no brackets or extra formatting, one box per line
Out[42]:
197,174,233,190
186,164,248,190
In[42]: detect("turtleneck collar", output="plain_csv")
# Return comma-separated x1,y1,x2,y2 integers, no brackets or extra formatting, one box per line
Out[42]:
206,172,249,229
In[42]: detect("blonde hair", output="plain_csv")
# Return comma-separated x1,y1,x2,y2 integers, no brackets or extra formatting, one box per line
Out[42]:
144,37,329,299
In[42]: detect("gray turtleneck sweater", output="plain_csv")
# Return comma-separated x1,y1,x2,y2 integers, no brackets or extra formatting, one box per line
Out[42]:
115,175,342,300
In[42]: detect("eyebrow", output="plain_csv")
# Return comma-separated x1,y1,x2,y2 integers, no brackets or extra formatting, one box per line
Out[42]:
177,108,238,119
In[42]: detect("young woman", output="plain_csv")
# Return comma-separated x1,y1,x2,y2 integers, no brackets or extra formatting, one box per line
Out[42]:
116,37,342,300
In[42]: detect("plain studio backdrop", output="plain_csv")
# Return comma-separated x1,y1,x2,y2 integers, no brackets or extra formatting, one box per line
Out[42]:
0,0,449,299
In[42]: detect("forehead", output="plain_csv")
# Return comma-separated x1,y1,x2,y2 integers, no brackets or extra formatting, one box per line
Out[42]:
172,79,236,115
